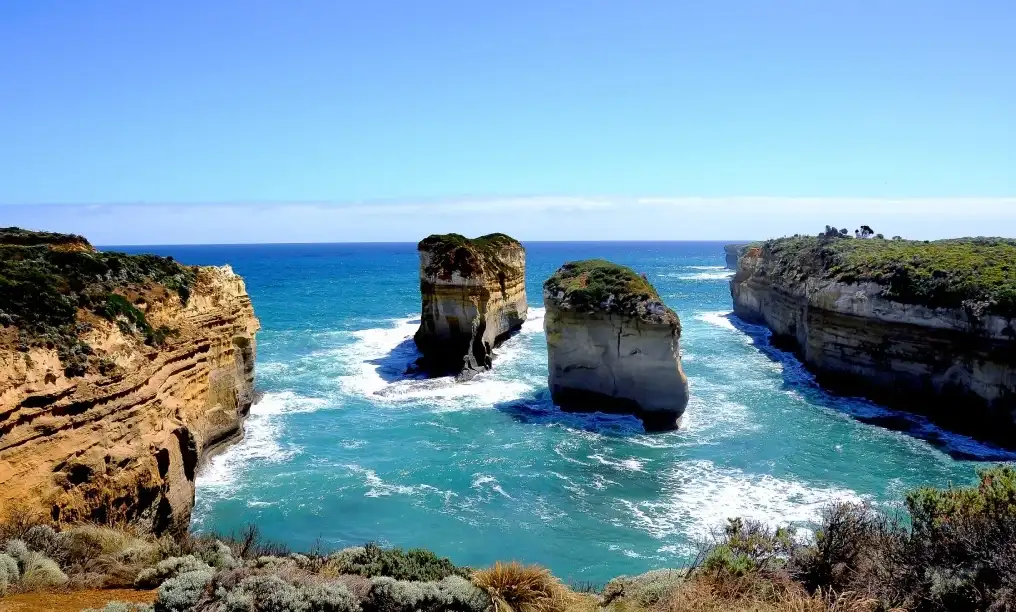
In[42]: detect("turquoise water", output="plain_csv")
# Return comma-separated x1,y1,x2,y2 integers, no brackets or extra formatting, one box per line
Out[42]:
118,241,1012,584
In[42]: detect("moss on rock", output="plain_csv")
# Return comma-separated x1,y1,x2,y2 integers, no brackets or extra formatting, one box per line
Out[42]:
544,259,678,326
418,233,523,280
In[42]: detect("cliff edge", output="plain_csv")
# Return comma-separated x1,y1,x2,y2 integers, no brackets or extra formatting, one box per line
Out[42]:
544,260,689,431
414,233,527,380
0,229,259,534
730,234,1016,445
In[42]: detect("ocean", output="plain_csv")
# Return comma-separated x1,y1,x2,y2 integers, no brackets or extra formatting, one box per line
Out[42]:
114,241,1012,584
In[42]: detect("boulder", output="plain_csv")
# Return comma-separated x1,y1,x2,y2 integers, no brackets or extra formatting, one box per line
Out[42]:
543,260,689,431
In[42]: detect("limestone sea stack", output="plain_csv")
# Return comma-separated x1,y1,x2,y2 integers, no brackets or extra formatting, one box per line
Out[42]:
730,235,1016,446
414,233,527,380
0,228,259,534
544,260,689,431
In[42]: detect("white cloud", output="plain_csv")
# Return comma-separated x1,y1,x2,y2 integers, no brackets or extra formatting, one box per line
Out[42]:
2,197,1014,244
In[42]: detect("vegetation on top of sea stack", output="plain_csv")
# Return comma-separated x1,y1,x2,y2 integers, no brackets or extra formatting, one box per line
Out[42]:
753,229,1016,317
418,233,524,280
544,259,678,326
0,227,197,376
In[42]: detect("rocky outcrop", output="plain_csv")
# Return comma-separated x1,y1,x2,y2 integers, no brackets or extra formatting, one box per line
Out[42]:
414,233,527,380
0,232,258,534
731,238,1016,445
724,243,750,269
544,260,689,431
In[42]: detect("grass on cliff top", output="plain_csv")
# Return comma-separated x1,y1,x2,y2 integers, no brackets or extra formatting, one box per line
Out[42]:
418,232,523,279
544,259,664,314
0,228,196,376
757,235,1016,316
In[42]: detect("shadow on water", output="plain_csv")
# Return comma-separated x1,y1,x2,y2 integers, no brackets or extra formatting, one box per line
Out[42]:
726,313,1016,462
493,388,648,438
365,336,428,384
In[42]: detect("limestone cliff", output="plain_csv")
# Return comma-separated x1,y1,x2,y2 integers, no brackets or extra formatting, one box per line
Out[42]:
414,233,527,380
724,243,750,269
544,260,689,431
730,236,1016,445
0,230,258,534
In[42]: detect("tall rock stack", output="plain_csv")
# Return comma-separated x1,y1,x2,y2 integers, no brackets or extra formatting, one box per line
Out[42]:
414,233,527,380
543,259,689,431
0,229,259,534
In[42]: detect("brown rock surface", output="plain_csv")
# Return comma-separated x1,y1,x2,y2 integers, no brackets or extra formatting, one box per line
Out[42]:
0,257,258,535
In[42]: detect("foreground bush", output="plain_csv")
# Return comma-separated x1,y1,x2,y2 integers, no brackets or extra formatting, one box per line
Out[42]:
324,543,471,582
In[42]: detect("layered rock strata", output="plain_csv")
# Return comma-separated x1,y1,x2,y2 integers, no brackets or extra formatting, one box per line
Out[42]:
0,231,258,534
414,233,527,380
731,237,1016,445
544,260,689,431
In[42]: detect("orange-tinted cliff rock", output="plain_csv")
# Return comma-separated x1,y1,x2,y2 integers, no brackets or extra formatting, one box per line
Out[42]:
0,231,258,534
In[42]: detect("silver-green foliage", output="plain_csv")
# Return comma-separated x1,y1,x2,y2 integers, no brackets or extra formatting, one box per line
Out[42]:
155,569,215,612
195,540,240,570
83,603,155,612
23,525,60,556
3,537,68,590
365,576,491,612
137,554,213,588
0,552,18,596
219,574,360,612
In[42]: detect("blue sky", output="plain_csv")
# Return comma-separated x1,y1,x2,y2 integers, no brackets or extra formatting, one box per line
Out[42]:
1,1,1014,242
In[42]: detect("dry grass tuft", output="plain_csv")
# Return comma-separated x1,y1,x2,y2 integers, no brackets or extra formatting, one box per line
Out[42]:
649,576,887,612
473,561,573,612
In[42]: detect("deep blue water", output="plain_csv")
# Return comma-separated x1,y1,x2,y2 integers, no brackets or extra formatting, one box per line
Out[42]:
112,241,1012,584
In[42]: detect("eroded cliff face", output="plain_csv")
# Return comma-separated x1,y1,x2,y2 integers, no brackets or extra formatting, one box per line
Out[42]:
0,265,258,534
544,261,689,431
731,247,1016,443
414,234,527,379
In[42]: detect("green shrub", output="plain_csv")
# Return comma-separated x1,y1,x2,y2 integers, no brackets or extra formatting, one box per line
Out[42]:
136,555,213,588
154,569,214,612
325,543,470,582
23,525,60,556
193,539,239,570
0,232,197,374
700,518,795,579
601,569,684,607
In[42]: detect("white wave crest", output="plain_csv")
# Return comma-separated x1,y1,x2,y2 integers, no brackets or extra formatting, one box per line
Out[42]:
197,391,327,489
335,312,543,411
617,460,865,541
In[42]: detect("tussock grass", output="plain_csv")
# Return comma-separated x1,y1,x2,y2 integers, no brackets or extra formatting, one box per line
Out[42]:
473,561,572,612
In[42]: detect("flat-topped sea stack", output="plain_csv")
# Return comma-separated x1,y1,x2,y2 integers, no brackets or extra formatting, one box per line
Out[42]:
544,260,689,431
731,234,1016,445
0,228,259,534
414,233,527,380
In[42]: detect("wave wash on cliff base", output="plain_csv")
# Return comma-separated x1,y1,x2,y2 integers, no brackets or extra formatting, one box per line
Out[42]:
729,234,1016,447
